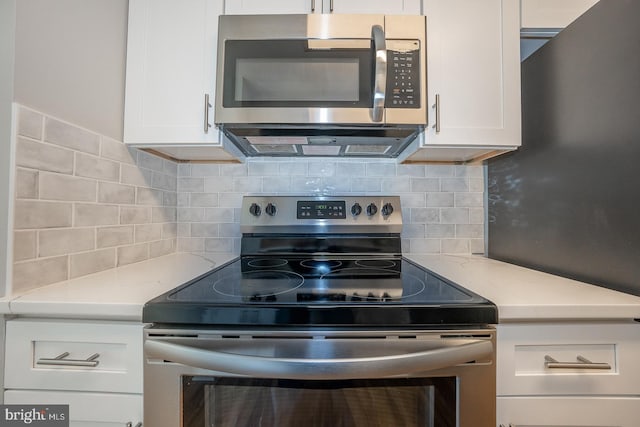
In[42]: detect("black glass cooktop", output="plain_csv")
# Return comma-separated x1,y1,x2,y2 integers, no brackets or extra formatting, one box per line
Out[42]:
143,257,498,327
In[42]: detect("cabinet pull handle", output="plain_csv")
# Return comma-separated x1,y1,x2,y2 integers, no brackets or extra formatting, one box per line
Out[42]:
329,0,334,12
126,423,142,427
432,94,441,133
544,355,611,370
37,352,100,368
311,0,315,12
204,93,212,133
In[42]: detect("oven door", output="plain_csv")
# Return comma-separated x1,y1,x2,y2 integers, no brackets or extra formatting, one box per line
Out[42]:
144,328,496,427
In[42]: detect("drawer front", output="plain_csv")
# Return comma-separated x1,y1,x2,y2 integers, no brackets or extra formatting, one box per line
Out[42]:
4,390,142,427
4,319,143,393
498,396,640,427
497,323,640,396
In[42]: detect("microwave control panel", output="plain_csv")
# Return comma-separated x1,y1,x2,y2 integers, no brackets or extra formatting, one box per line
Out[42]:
386,40,420,109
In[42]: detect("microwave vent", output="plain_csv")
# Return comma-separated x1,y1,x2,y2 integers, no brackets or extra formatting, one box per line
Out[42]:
252,144,299,155
345,145,392,155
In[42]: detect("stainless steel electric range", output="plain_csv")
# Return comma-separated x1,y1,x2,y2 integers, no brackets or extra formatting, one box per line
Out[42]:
143,196,498,427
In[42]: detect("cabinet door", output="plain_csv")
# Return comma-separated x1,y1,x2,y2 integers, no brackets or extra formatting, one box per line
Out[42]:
498,396,640,427
5,390,142,427
224,0,315,14
324,0,421,14
4,319,143,394
124,0,222,145
420,0,521,154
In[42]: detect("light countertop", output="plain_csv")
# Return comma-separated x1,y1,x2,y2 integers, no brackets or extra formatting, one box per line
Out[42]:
2,252,640,322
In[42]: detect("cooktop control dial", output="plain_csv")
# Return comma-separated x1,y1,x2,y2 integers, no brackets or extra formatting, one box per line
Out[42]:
249,203,261,217
381,202,394,217
351,203,362,216
265,203,277,216
366,203,378,217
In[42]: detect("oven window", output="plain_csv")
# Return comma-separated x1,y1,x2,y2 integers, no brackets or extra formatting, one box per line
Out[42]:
182,376,455,427
222,40,373,108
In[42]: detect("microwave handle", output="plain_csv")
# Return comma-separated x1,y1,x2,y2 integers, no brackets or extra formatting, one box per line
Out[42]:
371,25,386,123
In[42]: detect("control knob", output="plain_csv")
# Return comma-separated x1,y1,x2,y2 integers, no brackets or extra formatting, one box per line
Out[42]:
366,203,378,217
249,203,261,217
265,203,277,216
381,203,394,217
351,203,362,216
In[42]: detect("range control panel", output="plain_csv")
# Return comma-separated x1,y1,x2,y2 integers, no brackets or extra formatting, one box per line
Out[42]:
386,40,421,109
241,196,402,234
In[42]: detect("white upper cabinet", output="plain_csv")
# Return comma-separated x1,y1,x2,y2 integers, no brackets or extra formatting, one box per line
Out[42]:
225,0,315,14
225,0,421,15
124,0,241,161
401,0,521,163
323,0,421,15
521,0,599,29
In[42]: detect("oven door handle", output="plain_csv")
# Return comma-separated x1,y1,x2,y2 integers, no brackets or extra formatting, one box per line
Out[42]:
145,338,492,380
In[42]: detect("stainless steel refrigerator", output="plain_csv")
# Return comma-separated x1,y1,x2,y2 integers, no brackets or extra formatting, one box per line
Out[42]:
487,0,640,296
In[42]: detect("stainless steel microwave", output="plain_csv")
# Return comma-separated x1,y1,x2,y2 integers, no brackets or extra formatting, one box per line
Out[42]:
214,14,427,157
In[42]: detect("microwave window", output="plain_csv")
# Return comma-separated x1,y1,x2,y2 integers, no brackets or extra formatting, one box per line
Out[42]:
235,58,359,102
222,40,373,108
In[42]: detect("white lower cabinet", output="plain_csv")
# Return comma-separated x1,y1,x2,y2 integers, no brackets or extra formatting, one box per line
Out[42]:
498,396,640,427
497,322,640,427
3,318,143,426
4,390,142,427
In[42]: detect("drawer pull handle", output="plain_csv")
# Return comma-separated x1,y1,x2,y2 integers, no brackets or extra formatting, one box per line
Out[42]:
544,355,611,370
126,422,142,427
37,352,100,368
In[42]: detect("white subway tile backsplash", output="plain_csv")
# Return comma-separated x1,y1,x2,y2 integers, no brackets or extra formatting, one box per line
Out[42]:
18,108,43,139
97,225,134,248
39,172,96,202
13,231,37,262
135,224,163,243
15,200,73,229
98,182,136,204
14,256,69,292
120,206,152,224
16,137,74,174
426,192,454,207
135,187,163,205
70,248,116,278
190,223,219,238
190,193,219,207
11,106,177,292
441,178,469,192
39,228,95,257
137,150,165,172
442,239,469,254
100,136,136,165
75,152,120,182
178,177,205,193
44,117,100,155
75,203,119,227
16,168,39,199
150,239,175,258
441,208,470,224
11,107,487,293
121,163,153,187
